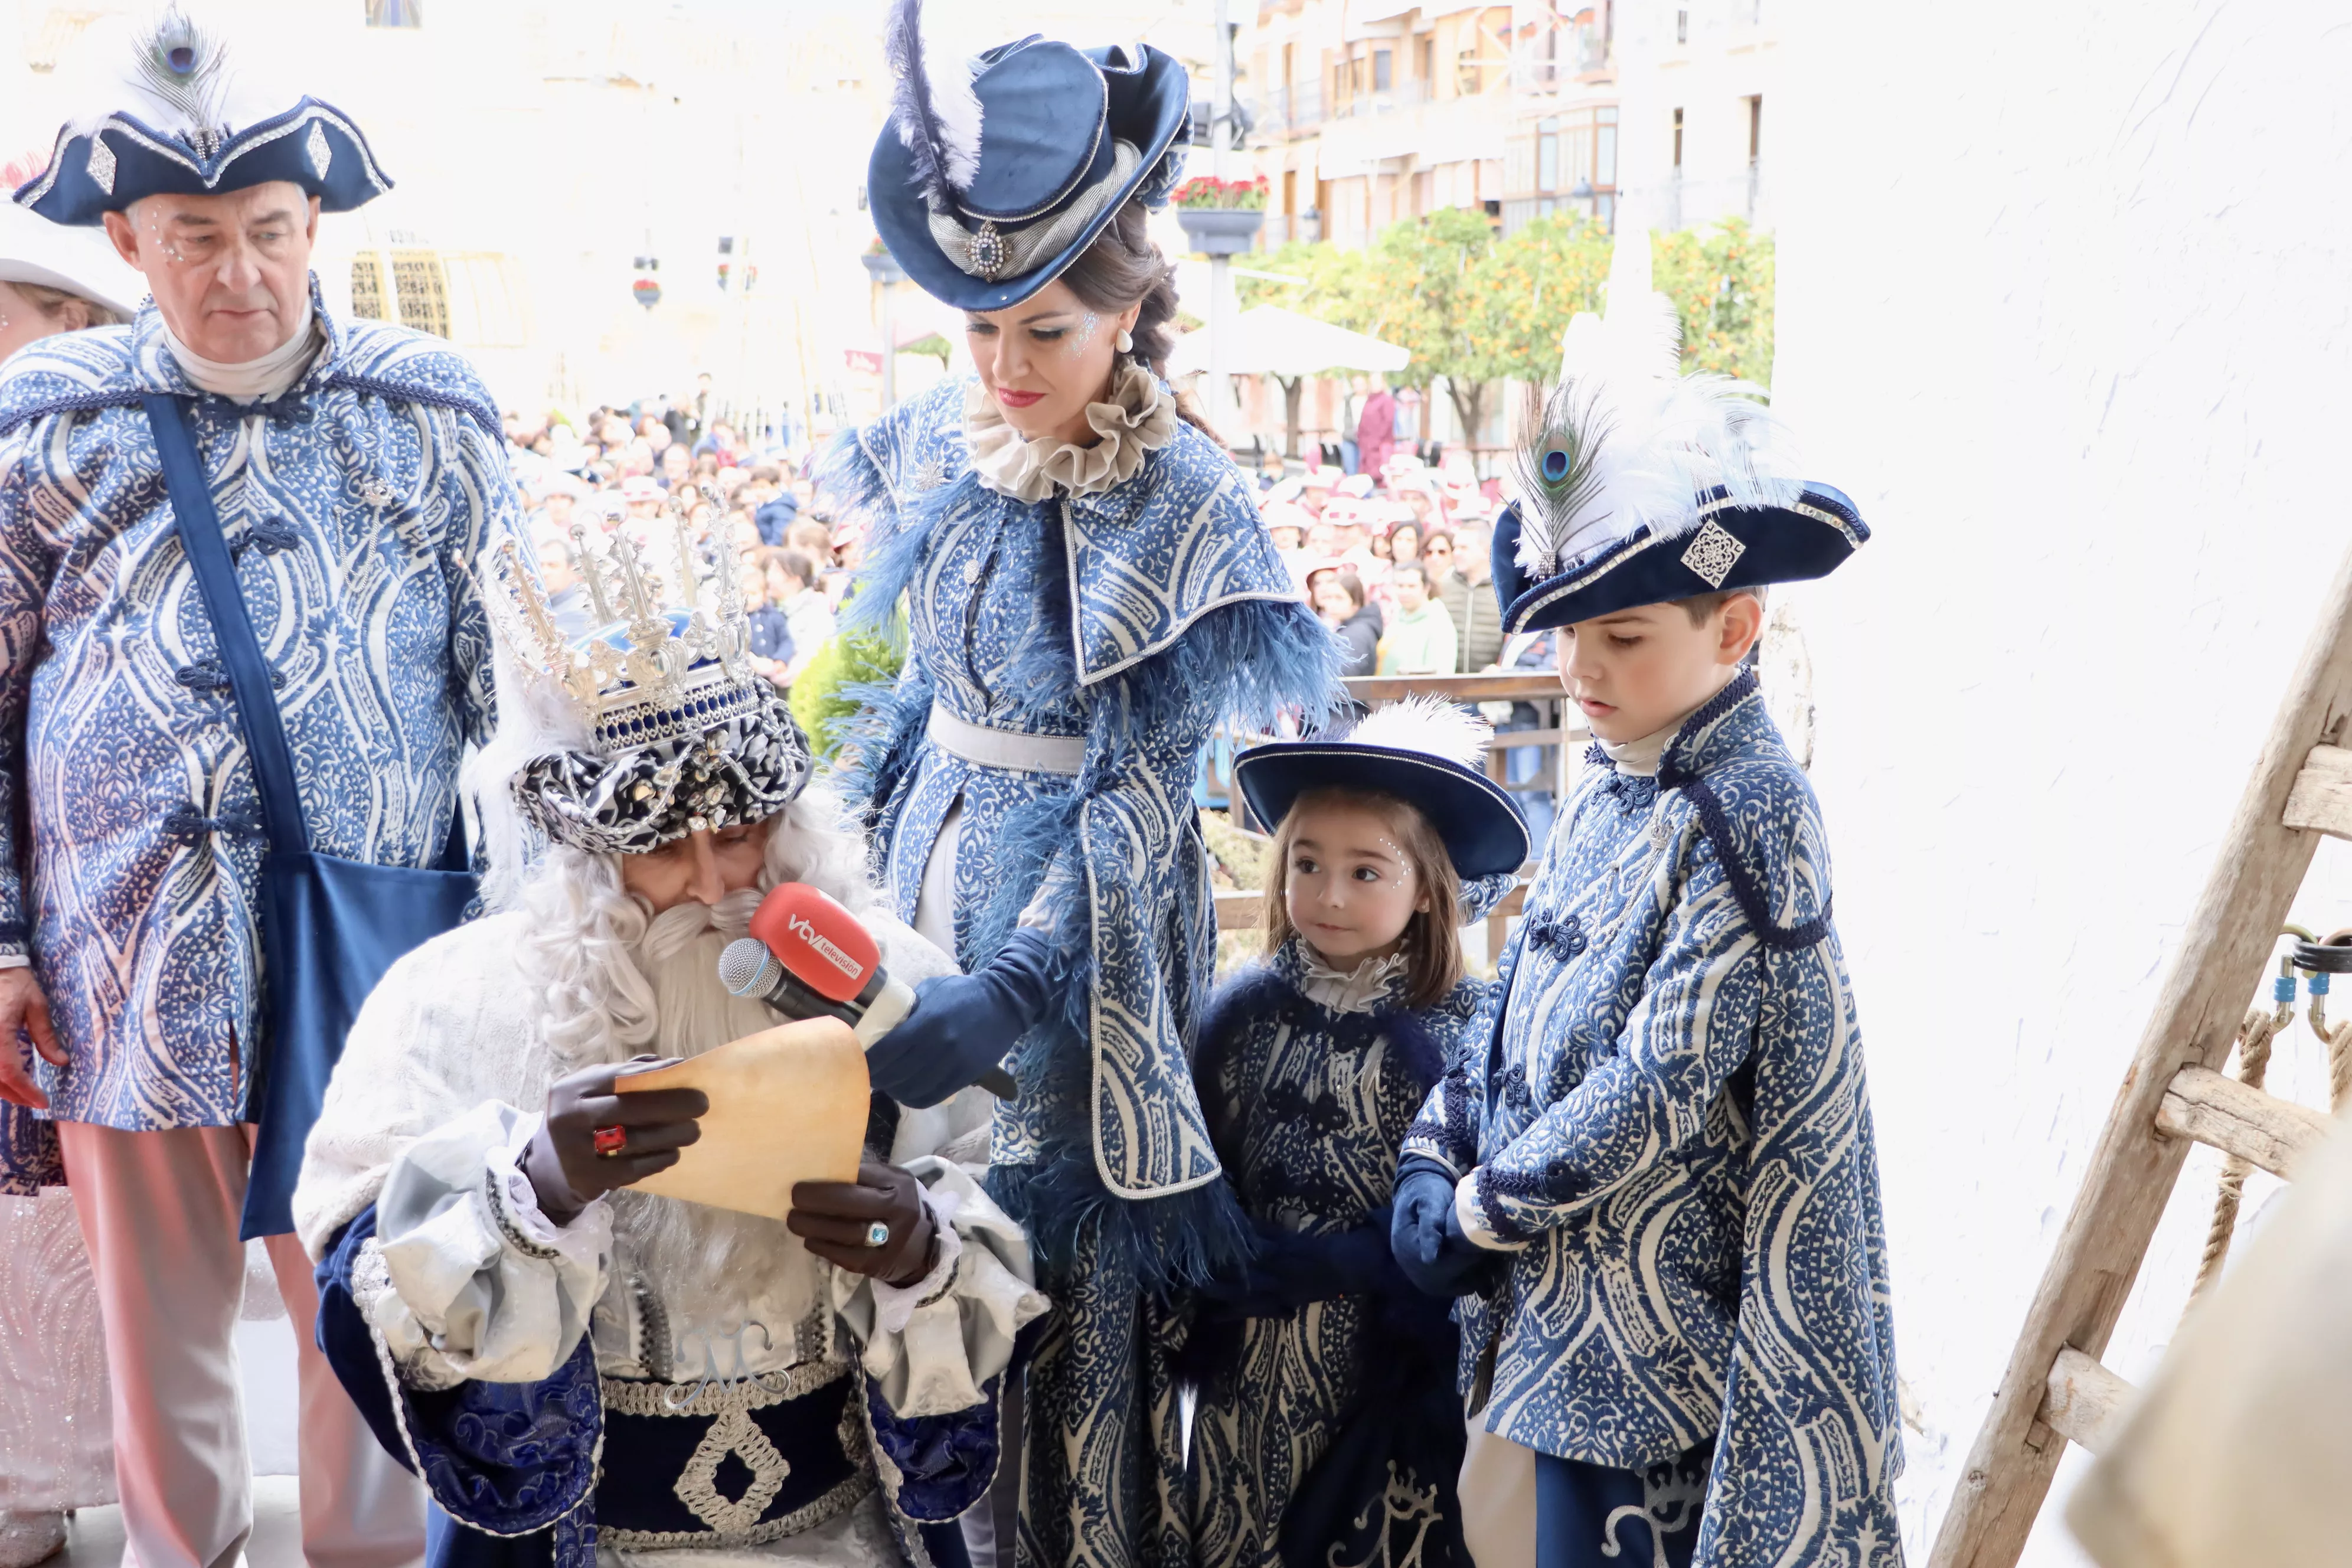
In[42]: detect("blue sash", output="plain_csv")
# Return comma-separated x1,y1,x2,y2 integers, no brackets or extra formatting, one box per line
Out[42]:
143,395,475,1240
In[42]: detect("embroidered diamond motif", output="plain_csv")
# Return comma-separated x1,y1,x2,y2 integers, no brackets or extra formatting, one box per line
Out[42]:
674,1407,789,1532
86,136,116,197
306,122,332,179
1679,520,1746,589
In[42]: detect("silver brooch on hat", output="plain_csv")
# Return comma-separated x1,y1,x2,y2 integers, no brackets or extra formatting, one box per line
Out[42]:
968,221,1008,281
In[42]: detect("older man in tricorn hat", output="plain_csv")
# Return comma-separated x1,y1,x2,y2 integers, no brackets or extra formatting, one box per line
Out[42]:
0,7,524,1564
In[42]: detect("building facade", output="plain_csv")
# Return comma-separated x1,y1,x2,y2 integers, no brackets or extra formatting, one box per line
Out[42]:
1608,0,1779,234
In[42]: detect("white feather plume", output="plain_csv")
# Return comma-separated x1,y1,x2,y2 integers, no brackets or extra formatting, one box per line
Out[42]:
883,0,984,208
1512,230,1799,576
1347,697,1492,772
926,18,984,193
59,4,293,143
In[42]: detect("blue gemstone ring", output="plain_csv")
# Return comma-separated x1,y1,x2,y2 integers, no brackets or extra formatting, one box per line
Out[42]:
864,1220,891,1248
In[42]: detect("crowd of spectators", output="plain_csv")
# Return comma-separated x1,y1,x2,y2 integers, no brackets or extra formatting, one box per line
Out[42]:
500,393,850,699
1250,449,1564,844
500,394,1562,842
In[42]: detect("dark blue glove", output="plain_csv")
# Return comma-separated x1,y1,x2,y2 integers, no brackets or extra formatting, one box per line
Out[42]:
1390,1161,1498,1298
865,927,1057,1109
1197,1210,1402,1319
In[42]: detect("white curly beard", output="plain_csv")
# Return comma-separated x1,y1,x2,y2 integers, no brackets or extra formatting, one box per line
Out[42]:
508,795,878,1344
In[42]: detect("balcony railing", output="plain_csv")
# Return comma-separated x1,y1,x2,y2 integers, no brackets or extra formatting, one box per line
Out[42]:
1508,28,1610,91
1253,80,1325,136
1327,77,1432,121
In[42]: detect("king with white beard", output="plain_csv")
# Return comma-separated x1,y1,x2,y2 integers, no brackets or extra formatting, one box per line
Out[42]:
293,521,1047,1568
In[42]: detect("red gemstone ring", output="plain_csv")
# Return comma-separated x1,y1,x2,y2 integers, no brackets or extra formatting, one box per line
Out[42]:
592,1124,629,1158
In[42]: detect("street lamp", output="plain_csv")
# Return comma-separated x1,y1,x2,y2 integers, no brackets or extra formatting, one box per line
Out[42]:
860,245,909,409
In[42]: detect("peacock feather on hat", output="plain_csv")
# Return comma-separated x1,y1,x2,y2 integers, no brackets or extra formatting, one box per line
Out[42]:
1510,231,1799,581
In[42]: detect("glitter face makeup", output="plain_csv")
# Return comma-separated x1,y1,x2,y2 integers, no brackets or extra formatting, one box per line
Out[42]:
1067,310,1101,358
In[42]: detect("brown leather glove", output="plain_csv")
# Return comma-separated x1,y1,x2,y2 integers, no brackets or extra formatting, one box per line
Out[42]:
788,1159,937,1288
522,1057,708,1227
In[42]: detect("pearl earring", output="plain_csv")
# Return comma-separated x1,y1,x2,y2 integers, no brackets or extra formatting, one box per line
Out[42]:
1115,327,1133,354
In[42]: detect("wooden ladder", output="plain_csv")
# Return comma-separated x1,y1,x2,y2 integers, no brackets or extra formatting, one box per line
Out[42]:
1928,544,2352,1566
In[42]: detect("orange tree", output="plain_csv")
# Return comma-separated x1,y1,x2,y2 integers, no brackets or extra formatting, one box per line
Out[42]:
1231,213,1775,451
1652,217,1775,384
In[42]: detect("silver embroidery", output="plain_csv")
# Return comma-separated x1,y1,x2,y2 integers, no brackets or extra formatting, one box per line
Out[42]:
674,1409,790,1531
593,1361,877,1550
1678,520,1746,589
306,122,332,179
86,136,116,196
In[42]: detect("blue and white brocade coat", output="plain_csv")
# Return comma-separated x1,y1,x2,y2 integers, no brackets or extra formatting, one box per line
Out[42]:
0,278,514,1133
1403,671,1903,1566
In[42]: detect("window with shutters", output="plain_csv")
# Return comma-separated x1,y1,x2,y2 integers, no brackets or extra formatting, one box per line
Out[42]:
390,250,450,338
349,255,387,321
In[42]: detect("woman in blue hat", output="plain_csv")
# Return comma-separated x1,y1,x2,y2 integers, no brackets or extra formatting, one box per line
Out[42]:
1181,699,1526,1568
822,4,1342,1565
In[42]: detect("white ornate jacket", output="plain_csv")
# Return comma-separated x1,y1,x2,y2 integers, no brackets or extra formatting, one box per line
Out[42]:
0,276,515,1131
1402,669,1905,1566
293,906,1048,1568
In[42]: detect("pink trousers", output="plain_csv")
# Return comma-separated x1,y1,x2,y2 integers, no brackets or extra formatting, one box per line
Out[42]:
56,1121,424,1568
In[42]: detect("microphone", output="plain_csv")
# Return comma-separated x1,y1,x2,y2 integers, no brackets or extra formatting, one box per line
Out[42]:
721,883,1018,1100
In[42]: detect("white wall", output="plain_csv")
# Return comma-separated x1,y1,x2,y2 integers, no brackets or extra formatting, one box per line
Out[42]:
1770,2,2352,1560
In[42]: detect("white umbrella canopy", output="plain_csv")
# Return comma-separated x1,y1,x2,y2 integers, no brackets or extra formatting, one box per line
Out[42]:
1166,304,1410,379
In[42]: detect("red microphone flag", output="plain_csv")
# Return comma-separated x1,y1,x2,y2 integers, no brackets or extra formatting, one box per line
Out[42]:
749,883,882,1005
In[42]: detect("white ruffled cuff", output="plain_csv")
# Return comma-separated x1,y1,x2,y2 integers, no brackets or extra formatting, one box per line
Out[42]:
373,1102,613,1385
833,1157,1051,1419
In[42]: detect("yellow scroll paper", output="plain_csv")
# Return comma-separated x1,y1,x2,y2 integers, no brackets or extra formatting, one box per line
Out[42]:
613,1017,868,1220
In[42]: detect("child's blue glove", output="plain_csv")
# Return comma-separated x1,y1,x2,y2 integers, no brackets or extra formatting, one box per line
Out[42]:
865,928,1056,1109
1389,1159,1498,1298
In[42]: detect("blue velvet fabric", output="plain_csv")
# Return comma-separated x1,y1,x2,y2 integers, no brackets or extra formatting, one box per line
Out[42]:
1491,486,1868,636
315,1207,599,1542
864,1374,1002,1523
14,99,394,226
1533,1444,1710,1568
866,40,1191,312
316,1206,990,1568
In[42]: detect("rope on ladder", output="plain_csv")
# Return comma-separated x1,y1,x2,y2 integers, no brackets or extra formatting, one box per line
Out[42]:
2189,1004,2283,1306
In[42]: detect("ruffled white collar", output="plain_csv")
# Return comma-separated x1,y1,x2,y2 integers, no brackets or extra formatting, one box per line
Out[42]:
1297,946,1410,1015
964,360,1178,503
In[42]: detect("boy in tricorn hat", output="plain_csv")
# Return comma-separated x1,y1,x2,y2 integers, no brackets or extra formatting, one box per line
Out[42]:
1389,236,1905,1567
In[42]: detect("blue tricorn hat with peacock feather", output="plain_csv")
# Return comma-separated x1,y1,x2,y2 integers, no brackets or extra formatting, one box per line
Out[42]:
11,4,392,227
1491,233,1868,635
866,0,1192,312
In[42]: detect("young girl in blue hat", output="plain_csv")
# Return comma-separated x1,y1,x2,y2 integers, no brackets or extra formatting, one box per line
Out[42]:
1181,698,1527,1568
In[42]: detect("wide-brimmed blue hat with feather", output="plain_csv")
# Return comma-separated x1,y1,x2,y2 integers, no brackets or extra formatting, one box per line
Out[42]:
1491,231,1867,634
868,0,1191,312
11,4,391,227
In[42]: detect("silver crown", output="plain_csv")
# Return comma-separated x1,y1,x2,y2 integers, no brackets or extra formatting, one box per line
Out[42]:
485,484,763,754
